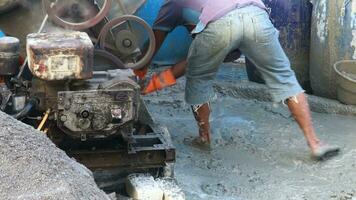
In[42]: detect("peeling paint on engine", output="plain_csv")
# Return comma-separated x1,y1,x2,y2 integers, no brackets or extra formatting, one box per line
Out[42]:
26,32,93,81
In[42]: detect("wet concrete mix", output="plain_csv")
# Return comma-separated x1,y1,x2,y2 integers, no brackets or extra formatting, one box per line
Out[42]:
144,64,356,200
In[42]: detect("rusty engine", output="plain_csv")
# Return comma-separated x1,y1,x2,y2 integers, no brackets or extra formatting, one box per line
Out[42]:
0,0,175,191
26,32,140,139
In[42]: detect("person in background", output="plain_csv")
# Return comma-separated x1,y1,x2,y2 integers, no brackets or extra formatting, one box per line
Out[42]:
137,0,340,160
134,0,241,94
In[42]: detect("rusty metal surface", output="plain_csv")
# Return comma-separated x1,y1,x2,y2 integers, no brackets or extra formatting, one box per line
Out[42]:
63,132,175,191
98,15,155,70
0,0,46,56
94,49,125,69
67,145,172,170
96,0,146,18
57,89,138,138
69,150,167,169
0,0,176,186
310,0,356,98
0,84,11,110
61,133,175,170
29,68,141,139
43,0,112,30
0,36,20,75
27,31,93,80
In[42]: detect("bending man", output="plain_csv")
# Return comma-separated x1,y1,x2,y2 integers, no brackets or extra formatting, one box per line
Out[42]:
141,0,340,160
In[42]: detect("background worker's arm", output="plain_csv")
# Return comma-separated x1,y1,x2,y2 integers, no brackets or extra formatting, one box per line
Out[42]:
153,30,168,56
134,0,184,80
140,34,186,95
154,29,186,79
133,30,168,79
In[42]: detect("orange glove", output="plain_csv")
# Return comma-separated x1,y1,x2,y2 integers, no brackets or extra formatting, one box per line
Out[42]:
133,67,148,80
142,68,177,95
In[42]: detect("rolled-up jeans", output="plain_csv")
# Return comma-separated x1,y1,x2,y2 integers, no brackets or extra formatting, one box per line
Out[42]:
185,5,304,105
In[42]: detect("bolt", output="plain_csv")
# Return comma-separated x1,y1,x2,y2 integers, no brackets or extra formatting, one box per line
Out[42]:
81,110,90,118
123,39,132,48
64,103,71,110
60,115,67,122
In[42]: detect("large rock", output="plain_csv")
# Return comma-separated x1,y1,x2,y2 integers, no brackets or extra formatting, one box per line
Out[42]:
0,111,110,200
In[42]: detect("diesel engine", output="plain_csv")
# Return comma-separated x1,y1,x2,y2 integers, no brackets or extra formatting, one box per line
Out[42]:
0,1,175,193
25,32,140,139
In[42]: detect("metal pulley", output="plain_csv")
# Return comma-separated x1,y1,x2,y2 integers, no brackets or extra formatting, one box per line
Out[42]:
98,15,156,70
42,0,112,30
94,49,125,69
115,30,139,55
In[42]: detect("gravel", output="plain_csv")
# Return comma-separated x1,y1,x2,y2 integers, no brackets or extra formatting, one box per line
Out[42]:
0,111,110,200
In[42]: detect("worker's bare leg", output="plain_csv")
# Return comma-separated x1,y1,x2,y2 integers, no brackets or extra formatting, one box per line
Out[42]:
287,93,339,159
287,93,320,149
190,103,211,150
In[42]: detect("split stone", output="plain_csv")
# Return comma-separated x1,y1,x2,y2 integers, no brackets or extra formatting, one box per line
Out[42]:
126,174,163,200
156,178,185,200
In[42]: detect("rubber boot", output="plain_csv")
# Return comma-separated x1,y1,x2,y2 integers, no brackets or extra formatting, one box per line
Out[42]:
142,68,177,95
189,103,212,151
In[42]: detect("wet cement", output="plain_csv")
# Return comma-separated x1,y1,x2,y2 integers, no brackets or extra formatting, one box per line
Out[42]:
144,64,356,200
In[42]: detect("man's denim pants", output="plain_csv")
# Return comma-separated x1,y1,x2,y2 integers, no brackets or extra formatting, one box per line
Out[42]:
185,5,304,105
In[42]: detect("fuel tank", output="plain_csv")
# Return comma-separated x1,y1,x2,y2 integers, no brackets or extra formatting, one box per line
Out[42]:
27,32,93,81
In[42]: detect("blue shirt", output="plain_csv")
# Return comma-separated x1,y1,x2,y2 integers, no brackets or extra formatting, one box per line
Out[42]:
0,29,5,38
153,0,201,32
153,0,266,33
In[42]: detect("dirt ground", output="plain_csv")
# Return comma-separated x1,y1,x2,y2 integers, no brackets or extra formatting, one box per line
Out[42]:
144,64,356,200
